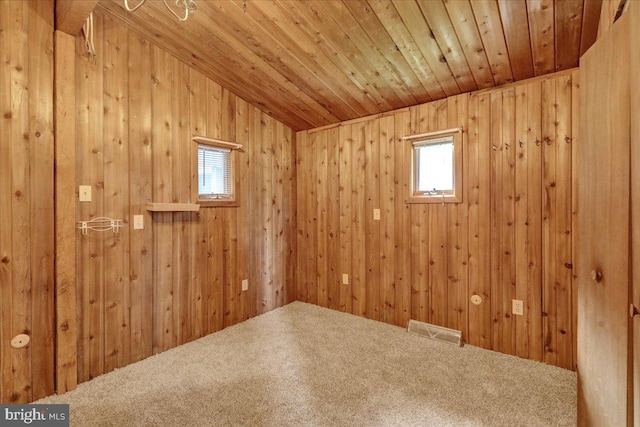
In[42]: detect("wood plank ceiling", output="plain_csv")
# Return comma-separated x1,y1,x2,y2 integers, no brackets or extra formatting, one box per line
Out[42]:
96,0,602,131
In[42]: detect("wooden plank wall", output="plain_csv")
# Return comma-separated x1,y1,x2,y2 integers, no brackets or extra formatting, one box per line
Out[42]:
0,0,55,403
296,70,578,370
598,0,627,39
73,12,295,383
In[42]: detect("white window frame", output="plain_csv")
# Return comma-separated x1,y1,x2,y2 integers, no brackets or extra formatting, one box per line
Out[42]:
404,127,463,204
192,136,241,207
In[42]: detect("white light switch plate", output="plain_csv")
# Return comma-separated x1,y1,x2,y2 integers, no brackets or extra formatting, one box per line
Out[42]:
133,215,144,230
242,279,249,292
79,185,91,202
373,208,381,220
342,274,349,285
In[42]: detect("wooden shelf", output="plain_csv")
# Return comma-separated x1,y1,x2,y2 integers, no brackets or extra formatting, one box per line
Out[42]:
146,202,200,212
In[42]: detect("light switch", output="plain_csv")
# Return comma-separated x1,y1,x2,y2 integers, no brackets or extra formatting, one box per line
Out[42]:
133,215,144,230
373,208,381,221
242,279,249,292
342,274,349,285
79,185,91,202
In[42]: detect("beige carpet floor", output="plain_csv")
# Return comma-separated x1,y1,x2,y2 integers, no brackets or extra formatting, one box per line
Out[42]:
39,302,576,426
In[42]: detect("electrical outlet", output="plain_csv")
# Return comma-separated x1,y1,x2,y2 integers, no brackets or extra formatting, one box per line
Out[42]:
79,185,91,202
342,274,349,285
242,279,248,292
373,208,381,221
133,215,144,230
512,299,524,316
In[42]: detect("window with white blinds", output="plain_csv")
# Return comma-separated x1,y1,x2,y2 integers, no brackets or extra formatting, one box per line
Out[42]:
198,144,232,199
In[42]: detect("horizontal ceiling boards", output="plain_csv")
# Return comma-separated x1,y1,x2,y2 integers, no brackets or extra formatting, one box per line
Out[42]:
96,0,600,131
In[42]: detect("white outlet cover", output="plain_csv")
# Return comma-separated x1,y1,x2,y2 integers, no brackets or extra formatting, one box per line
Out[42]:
242,279,249,292
470,295,482,305
512,299,524,316
342,274,349,285
133,215,144,230
373,209,381,220
79,185,92,202
11,334,30,349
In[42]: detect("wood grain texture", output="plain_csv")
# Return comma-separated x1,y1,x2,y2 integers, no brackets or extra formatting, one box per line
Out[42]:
296,70,577,369
0,0,55,403
54,30,78,396
578,11,631,426
55,0,98,36
71,11,295,383
630,6,640,427
94,0,599,131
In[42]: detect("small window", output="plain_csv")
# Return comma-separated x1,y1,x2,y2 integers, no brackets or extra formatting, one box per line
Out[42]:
198,144,231,199
405,128,462,204
193,136,241,207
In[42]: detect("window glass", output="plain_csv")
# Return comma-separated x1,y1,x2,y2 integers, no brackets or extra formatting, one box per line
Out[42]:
415,138,454,193
198,144,231,199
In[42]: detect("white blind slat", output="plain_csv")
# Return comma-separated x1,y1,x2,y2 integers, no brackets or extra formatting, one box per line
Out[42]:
198,144,231,199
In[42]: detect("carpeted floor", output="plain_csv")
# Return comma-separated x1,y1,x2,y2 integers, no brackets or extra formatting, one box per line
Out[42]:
38,302,576,426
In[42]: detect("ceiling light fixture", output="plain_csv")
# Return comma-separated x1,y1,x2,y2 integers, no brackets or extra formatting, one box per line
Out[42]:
123,0,197,22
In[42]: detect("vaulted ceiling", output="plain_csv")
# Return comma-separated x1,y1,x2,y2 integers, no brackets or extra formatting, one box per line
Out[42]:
96,0,602,131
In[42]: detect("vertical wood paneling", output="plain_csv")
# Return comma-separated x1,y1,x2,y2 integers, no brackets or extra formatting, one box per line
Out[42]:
316,131,329,308
430,101,449,327
0,0,55,403
77,11,106,382
570,69,580,371
205,80,223,334
102,16,130,373
338,125,352,313
554,74,574,370
296,70,577,369
128,34,153,363
526,82,544,362
394,111,412,327
188,68,207,341
54,30,78,395
379,116,395,324
151,47,174,354
351,122,366,317
447,95,469,339
364,119,380,320
467,92,492,349
8,1,32,402
72,12,295,383
235,98,251,320
326,127,340,311
28,0,55,401
296,130,309,303
500,89,516,356
542,77,558,366
489,91,504,353
410,105,429,323
514,84,530,360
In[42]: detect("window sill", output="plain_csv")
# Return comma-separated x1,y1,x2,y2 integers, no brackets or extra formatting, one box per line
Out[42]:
405,195,462,204
198,200,239,208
